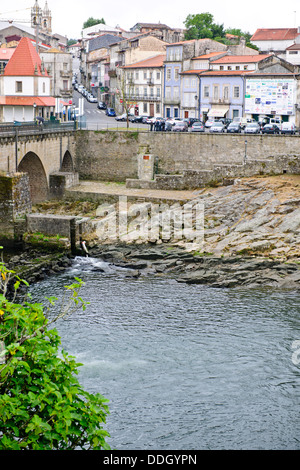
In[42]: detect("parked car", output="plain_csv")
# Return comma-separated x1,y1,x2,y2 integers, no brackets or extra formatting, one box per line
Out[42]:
261,123,281,134
172,121,188,132
87,94,97,103
98,101,107,110
145,116,154,124
240,117,256,129
184,117,201,127
204,118,216,128
190,121,205,132
166,117,182,126
244,122,261,134
281,122,296,135
226,122,242,133
106,108,116,117
129,115,144,123
218,118,232,128
115,113,134,121
209,121,226,133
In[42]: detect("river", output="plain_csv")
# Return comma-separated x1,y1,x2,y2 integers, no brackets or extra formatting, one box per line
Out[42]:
29,256,300,450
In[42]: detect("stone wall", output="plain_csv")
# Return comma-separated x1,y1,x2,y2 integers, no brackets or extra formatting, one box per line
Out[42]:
74,130,300,185
0,172,31,239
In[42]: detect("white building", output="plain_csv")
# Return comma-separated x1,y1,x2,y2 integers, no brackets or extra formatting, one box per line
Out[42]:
0,36,68,122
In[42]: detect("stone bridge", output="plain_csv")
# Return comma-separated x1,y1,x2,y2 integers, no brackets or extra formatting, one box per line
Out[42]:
0,128,77,203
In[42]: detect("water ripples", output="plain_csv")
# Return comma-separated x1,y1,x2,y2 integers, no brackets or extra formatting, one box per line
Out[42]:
29,256,300,450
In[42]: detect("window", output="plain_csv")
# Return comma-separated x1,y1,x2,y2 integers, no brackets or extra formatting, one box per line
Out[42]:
203,85,209,98
191,78,196,88
143,103,147,113
157,87,160,97
213,85,219,101
174,108,179,117
184,77,189,87
244,65,248,70
63,63,68,71
43,82,46,93
173,87,179,99
135,72,139,79
63,80,68,90
220,66,224,70
227,66,232,70
143,87,147,97
166,68,171,81
135,87,139,96
223,85,229,100
235,66,240,70
166,107,171,118
150,87,154,96
174,68,179,81
289,51,298,55
144,71,147,79
233,86,240,98
15,81,22,93
165,87,171,99
233,109,239,118
156,103,160,113
156,71,160,80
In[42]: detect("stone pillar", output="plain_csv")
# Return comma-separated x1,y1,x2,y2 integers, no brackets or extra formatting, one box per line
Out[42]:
137,153,155,180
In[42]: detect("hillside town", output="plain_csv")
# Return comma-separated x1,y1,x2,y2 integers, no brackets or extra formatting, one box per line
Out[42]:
1,1,300,129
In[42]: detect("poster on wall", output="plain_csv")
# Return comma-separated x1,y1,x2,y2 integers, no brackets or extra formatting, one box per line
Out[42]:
245,79,295,115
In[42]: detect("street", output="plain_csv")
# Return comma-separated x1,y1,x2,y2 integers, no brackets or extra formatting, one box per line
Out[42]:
72,90,148,131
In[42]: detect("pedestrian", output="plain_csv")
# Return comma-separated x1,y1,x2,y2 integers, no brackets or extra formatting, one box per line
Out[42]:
150,121,154,131
161,120,165,132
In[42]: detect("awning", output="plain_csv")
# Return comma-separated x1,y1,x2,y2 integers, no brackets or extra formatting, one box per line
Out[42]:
208,105,229,117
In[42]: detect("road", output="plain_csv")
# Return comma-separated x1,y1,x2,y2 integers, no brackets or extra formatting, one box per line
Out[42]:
72,90,148,131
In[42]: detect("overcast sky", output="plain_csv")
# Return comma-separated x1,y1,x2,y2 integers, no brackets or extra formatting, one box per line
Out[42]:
1,0,300,40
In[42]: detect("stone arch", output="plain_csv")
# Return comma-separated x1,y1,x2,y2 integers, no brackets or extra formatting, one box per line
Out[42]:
18,152,48,203
61,150,74,172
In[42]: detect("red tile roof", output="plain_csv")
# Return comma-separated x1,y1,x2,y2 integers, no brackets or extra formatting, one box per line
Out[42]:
251,28,299,41
192,52,226,60
181,69,207,75
0,48,16,61
0,96,57,106
211,54,271,64
4,37,49,77
122,54,166,68
199,70,252,76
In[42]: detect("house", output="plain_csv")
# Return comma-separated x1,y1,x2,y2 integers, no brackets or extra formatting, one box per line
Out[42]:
250,28,300,56
40,47,73,100
0,37,68,122
130,23,184,43
121,54,165,117
0,48,15,73
198,53,300,124
108,34,167,111
163,39,227,118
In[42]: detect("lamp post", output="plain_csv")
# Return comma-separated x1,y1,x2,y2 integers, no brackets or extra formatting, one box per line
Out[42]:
244,139,248,164
33,102,37,122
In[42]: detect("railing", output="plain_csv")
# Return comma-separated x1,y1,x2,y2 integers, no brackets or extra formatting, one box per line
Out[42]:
0,120,76,136
124,94,161,102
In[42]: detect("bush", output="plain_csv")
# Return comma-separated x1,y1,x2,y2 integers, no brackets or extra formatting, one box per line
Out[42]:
0,253,110,450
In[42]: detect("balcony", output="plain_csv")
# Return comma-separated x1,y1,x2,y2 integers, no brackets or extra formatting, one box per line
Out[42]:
124,94,161,102
60,70,72,78
209,98,231,105
163,97,180,106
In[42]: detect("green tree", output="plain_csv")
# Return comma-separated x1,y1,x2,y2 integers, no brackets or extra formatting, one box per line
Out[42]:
225,28,258,50
83,17,106,29
67,39,77,47
0,257,110,450
184,13,225,40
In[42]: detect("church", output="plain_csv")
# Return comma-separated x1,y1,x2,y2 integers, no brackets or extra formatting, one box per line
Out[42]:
0,1,67,51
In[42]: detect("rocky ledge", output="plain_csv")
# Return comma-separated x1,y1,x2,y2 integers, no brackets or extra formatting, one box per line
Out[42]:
88,243,300,290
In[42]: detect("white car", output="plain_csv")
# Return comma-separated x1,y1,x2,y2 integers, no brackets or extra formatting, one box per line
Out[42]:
281,122,296,134
209,121,226,133
205,118,216,128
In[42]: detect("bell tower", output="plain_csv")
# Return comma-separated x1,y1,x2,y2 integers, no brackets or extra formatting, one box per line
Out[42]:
42,1,52,34
31,0,42,29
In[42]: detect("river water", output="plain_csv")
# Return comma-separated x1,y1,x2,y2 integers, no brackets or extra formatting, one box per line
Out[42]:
29,256,300,450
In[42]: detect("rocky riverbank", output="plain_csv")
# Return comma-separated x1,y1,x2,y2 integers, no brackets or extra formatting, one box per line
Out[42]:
88,243,300,290
2,174,299,292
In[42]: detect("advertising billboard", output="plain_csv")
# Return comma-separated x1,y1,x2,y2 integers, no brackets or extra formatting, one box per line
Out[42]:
245,78,295,116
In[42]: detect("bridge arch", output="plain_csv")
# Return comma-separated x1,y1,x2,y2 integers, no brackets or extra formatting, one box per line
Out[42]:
61,150,74,172
18,152,48,203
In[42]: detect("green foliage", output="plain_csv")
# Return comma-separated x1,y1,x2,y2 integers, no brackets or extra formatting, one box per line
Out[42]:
0,255,110,450
83,17,106,29
184,13,225,40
